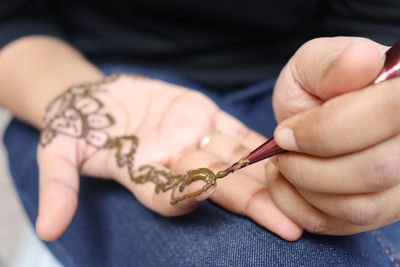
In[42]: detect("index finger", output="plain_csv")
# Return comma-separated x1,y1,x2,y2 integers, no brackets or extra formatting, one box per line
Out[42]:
274,78,400,156
172,148,303,241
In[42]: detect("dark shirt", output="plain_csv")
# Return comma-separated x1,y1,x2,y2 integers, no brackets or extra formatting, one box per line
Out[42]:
0,0,399,89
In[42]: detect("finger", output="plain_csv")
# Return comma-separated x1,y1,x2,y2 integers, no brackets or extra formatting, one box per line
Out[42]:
273,62,323,122
174,149,303,241
82,135,214,218
266,162,375,235
214,110,267,149
115,163,213,217
273,37,386,121
213,110,269,179
200,131,266,183
275,78,400,156
36,142,80,241
275,134,400,194
298,184,400,227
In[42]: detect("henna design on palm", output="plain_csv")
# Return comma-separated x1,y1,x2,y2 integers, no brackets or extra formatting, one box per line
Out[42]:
41,74,220,205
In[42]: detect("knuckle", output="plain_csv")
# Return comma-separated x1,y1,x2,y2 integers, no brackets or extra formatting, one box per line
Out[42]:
302,214,327,234
385,81,400,115
244,188,267,216
314,106,335,145
295,168,308,189
340,197,381,225
362,157,398,191
236,126,250,140
282,155,308,189
297,106,334,154
280,87,313,120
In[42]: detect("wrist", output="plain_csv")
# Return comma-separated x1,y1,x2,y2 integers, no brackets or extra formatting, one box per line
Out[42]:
0,35,104,127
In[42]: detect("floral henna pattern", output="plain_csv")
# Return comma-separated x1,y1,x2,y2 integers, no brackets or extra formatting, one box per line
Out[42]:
41,74,221,205
41,75,117,147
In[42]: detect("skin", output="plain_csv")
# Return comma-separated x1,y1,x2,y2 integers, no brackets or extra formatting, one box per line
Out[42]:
5,35,394,242
0,36,301,242
40,73,225,206
268,37,400,236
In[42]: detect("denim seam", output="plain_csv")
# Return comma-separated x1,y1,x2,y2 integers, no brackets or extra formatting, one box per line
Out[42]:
371,230,400,266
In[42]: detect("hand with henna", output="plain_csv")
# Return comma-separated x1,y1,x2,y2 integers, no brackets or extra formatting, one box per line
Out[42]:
0,36,301,241
267,37,400,236
37,73,304,242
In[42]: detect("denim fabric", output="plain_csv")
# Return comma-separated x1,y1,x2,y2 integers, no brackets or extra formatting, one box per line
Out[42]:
4,64,400,267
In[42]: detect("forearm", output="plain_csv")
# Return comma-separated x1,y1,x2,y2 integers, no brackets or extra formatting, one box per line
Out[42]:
0,35,103,128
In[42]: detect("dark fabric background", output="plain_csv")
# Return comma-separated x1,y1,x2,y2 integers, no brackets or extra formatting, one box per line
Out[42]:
0,0,399,89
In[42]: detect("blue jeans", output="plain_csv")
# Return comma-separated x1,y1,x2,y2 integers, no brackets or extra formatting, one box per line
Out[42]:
4,64,400,267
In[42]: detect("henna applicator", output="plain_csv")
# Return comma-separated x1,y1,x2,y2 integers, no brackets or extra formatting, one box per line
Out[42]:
217,41,400,178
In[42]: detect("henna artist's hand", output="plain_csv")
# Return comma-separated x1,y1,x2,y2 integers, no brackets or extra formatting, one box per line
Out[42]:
37,74,301,241
268,37,400,236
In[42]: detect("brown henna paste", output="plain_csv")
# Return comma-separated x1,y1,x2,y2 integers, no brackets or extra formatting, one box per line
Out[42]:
41,74,227,205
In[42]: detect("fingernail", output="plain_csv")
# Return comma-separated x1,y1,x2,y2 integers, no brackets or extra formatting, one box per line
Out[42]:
275,128,298,151
270,156,279,168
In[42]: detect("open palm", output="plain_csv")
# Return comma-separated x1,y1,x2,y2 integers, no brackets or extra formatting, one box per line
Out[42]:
37,74,301,241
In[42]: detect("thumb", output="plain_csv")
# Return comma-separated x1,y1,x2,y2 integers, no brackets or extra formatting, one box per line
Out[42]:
316,38,386,99
273,37,387,122
36,141,80,241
